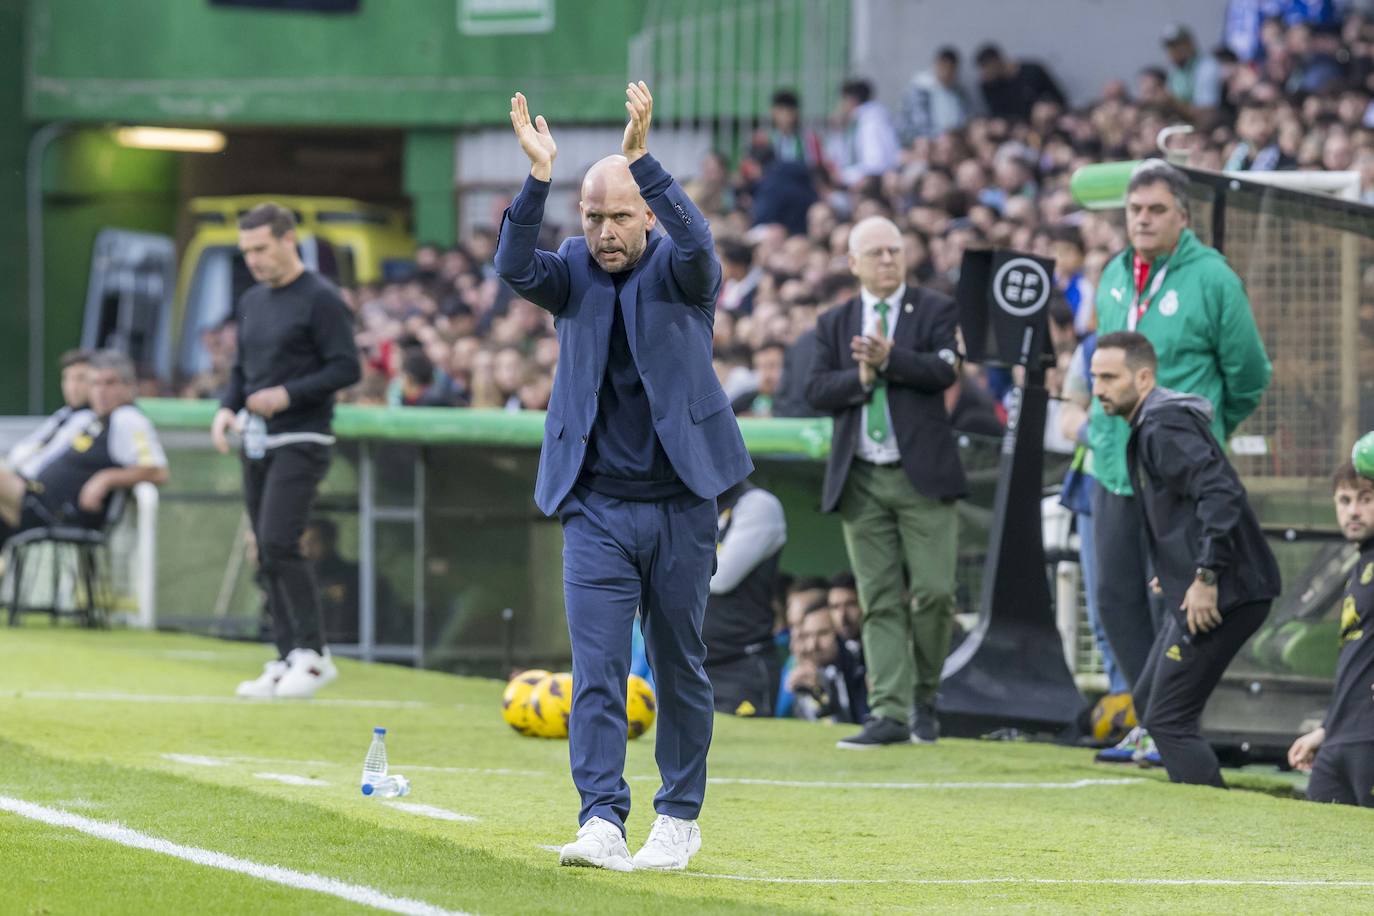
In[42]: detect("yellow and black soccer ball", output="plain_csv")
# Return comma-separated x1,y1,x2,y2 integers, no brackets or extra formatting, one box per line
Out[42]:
501,668,550,736
529,671,574,739
626,674,656,740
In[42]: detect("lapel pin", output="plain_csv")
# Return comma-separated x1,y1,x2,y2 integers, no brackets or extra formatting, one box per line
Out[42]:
904,303,913,313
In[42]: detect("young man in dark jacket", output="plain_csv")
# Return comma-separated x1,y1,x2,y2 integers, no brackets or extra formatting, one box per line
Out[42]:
1287,462,1374,806
1091,331,1280,788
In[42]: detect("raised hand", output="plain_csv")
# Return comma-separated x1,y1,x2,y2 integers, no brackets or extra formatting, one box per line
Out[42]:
622,81,653,163
509,91,557,180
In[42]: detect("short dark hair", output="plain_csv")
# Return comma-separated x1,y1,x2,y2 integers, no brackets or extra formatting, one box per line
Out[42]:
717,237,755,267
1333,461,1374,493
1047,224,1084,251
841,79,873,104
1127,158,1191,218
936,46,960,66
755,339,787,358
402,350,435,387
59,348,94,371
828,571,856,591
1096,331,1158,372
974,43,1004,67
1139,66,1168,84
789,575,830,595
238,202,297,237
801,598,833,622
771,88,800,109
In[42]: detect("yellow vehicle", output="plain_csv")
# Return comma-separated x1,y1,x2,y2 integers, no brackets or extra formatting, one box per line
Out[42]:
174,195,414,379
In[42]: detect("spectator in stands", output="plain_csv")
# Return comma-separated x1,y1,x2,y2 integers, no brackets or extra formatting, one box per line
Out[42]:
0,350,167,544
1050,225,1095,337
1162,24,1224,112
1088,160,1271,762
1287,462,1374,807
787,602,868,724
826,571,863,645
1092,331,1279,788
7,348,92,474
974,43,1066,123
900,46,975,143
703,478,788,717
492,346,527,412
1224,95,1294,170
808,216,966,748
717,238,762,315
945,369,1005,437
828,78,901,191
399,350,452,407
734,340,786,417
758,88,826,173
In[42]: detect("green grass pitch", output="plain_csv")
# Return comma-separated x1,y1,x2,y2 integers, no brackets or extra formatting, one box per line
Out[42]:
1,627,1370,915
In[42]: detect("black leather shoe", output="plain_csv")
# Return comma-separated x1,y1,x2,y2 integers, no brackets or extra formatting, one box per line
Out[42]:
836,716,913,749
910,703,940,744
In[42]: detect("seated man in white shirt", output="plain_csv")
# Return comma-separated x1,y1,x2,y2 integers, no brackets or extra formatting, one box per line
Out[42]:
6,349,93,475
0,350,167,542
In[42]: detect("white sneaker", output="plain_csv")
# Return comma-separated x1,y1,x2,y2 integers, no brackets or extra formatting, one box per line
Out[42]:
236,659,289,698
632,814,701,871
558,816,633,872
273,649,338,699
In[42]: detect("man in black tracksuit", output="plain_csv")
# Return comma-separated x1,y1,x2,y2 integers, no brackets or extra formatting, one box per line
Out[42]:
212,202,360,700
1092,331,1280,787
702,479,787,717
1287,462,1374,806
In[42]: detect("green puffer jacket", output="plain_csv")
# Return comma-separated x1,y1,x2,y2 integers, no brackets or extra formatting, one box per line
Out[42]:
1088,228,1272,496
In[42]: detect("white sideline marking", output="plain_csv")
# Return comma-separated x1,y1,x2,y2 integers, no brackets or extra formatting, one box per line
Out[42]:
706,777,1145,791
254,773,329,787
14,690,430,709
685,873,1374,888
163,754,228,767
537,844,563,853
385,802,478,823
0,795,472,916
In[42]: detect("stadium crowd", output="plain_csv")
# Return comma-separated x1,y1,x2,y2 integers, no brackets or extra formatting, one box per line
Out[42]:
171,4,1374,737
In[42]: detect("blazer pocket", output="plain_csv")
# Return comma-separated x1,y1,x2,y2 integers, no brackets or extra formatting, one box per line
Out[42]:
546,415,565,439
689,389,730,424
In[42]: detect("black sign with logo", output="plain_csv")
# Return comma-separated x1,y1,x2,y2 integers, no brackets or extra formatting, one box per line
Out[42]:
955,249,1056,369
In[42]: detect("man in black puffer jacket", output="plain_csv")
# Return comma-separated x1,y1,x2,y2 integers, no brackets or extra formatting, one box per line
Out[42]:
1091,331,1280,788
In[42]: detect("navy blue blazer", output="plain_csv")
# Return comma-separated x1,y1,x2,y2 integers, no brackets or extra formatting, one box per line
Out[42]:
495,154,753,516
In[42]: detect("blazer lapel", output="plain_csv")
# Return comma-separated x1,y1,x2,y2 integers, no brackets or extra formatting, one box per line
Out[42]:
893,287,922,349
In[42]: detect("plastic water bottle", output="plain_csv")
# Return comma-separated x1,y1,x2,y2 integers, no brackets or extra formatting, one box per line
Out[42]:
361,727,388,792
361,774,410,798
243,413,267,460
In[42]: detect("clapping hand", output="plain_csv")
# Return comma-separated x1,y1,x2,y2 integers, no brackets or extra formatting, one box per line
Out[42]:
509,91,557,180
622,81,653,163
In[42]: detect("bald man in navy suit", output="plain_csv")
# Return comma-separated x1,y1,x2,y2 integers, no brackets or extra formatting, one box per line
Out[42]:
496,82,752,872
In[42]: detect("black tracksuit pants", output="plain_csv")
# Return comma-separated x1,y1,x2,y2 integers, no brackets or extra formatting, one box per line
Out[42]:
1136,600,1270,788
1307,740,1374,807
242,443,331,658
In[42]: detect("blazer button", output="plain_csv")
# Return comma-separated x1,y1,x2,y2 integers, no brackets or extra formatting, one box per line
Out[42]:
580,434,588,444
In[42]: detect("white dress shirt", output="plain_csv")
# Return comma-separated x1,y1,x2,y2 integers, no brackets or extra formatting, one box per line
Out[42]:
856,283,904,465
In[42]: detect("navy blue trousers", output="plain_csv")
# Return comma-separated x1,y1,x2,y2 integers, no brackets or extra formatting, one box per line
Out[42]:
558,486,718,835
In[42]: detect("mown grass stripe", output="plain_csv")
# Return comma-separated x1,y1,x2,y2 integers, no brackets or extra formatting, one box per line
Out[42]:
0,796,472,916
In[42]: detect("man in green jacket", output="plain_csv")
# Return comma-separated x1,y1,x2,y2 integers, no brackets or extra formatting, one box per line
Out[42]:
1087,159,1271,758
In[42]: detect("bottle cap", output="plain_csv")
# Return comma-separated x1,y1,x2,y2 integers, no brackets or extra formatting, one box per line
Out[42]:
373,727,386,736
361,782,374,796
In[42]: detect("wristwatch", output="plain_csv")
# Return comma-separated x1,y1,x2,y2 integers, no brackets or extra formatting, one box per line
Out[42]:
1194,567,1218,586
